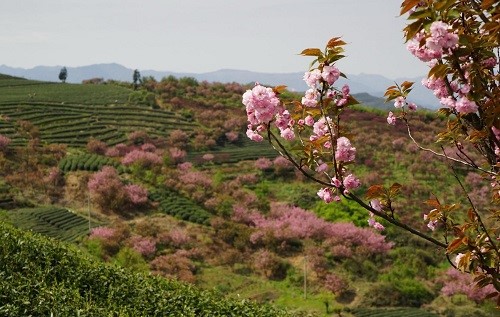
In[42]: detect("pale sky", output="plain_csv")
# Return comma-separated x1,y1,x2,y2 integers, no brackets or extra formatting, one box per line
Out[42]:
1,0,428,78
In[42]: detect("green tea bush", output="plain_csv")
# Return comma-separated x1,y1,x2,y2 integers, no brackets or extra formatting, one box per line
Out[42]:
0,222,290,316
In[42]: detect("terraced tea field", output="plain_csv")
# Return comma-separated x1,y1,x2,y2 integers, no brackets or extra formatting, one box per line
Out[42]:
351,307,439,317
59,153,121,172
188,137,277,164
8,206,100,242
149,189,211,225
0,75,197,147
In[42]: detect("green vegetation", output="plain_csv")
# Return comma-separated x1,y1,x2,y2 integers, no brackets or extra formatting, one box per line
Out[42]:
0,222,289,316
350,307,439,317
7,206,99,242
149,188,212,225
59,153,120,172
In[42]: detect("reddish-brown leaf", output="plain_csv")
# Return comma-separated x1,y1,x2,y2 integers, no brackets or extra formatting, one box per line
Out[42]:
480,0,495,10
326,37,346,48
400,0,421,15
273,85,288,94
447,237,464,253
366,185,385,200
300,48,322,57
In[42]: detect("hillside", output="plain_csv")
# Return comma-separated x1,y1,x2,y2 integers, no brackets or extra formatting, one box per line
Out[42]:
0,74,495,316
0,64,438,108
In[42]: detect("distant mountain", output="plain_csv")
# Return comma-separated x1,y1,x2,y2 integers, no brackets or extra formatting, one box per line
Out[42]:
0,64,438,109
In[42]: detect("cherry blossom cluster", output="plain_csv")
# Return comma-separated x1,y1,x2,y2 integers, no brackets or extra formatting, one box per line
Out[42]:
386,96,418,126
243,84,292,142
407,21,459,63
243,65,363,206
422,76,478,114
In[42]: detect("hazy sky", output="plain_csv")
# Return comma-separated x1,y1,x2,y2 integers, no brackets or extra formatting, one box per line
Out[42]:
1,0,428,78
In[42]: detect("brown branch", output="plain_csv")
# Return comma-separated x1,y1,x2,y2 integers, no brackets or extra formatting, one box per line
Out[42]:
347,192,448,248
404,119,496,176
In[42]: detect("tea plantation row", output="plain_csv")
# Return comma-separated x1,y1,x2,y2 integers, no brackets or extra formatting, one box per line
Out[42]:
7,206,99,242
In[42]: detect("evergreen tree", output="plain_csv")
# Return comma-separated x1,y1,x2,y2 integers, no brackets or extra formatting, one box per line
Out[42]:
133,69,141,90
58,67,67,83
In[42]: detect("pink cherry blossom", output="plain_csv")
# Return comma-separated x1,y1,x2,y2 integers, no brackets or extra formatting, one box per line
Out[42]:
304,115,315,126
246,128,264,142
331,177,342,188
387,111,396,125
370,199,382,212
280,127,295,140
315,162,328,173
342,84,350,97
427,219,438,231
313,116,333,137
394,96,405,108
336,98,348,107
482,57,498,68
335,136,356,162
343,174,360,190
242,84,281,125
303,69,322,88
301,88,318,107
373,222,385,231
455,97,478,114
440,96,456,109
317,187,334,203
407,102,417,111
321,65,340,85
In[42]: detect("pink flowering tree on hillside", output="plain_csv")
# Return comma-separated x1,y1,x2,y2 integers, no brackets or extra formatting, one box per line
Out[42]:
88,166,149,213
242,1,499,299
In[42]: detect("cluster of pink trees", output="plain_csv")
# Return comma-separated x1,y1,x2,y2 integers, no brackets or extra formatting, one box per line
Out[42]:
232,203,393,257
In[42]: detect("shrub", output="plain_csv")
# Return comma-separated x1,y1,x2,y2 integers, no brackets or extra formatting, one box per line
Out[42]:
122,150,162,167
88,166,127,213
124,184,148,206
150,252,197,283
113,247,149,272
255,157,273,171
127,235,156,258
252,249,289,280
324,273,349,295
0,135,11,152
440,268,496,303
127,130,150,145
86,138,107,155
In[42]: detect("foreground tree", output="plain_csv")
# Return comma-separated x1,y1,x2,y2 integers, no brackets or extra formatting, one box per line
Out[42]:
243,0,499,302
58,66,67,83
